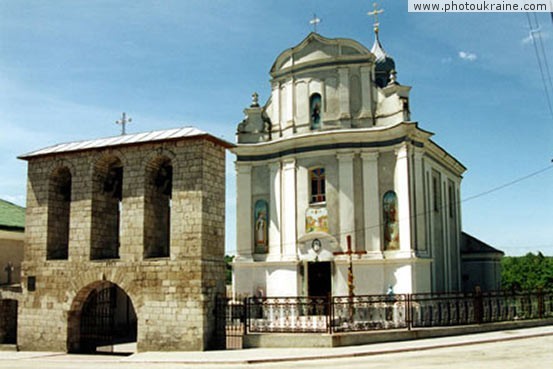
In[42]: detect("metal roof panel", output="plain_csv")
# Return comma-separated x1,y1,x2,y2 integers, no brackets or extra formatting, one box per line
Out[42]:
19,126,234,159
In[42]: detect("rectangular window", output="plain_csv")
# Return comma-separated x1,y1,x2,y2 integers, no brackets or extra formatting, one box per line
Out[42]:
310,168,326,203
432,173,441,212
448,182,455,218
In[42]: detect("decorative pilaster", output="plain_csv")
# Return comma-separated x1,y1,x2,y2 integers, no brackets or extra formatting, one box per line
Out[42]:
413,148,426,252
281,158,297,259
359,66,372,119
271,82,282,136
338,68,351,120
394,144,412,254
268,161,282,259
236,163,252,260
361,150,381,257
285,81,294,127
337,152,355,252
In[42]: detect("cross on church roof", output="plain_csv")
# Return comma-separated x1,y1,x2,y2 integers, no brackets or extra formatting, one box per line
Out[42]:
309,13,321,33
367,2,384,33
115,112,132,135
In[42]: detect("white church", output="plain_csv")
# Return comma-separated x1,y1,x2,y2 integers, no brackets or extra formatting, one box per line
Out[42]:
231,22,502,298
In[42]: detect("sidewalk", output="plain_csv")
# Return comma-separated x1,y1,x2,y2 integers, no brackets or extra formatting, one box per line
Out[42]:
1,326,552,365
122,325,553,365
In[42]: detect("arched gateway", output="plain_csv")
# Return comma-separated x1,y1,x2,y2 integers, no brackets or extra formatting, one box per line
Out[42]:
67,281,137,353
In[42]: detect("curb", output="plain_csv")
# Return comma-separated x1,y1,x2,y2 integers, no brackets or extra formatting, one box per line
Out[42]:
125,327,553,365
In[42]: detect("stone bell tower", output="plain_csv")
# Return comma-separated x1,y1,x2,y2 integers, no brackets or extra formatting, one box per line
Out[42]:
18,126,233,352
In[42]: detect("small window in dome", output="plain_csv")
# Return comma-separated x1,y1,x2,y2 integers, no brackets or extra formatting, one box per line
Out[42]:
310,93,322,130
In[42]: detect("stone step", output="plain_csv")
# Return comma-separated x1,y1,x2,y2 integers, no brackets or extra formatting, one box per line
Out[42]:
0,344,17,351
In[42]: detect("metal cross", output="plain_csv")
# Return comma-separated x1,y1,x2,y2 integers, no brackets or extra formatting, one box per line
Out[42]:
115,112,132,135
367,2,384,32
5,262,13,285
309,14,321,33
346,235,355,298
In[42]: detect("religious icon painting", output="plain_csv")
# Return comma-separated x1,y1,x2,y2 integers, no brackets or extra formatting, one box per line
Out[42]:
382,191,399,250
254,199,269,254
305,207,328,233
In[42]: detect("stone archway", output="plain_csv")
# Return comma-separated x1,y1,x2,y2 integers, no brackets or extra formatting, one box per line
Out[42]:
67,281,137,353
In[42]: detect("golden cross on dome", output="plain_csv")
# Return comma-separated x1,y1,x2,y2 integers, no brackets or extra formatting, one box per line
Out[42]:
367,2,384,33
309,13,321,33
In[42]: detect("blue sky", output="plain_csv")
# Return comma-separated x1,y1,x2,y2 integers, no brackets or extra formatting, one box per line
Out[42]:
1,1,552,256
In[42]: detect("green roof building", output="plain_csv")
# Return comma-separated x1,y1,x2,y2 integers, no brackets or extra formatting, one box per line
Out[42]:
0,199,25,286
0,199,25,231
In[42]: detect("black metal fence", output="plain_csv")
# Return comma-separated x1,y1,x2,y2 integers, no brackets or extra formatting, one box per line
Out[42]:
215,298,245,349
250,290,552,333
215,289,553,348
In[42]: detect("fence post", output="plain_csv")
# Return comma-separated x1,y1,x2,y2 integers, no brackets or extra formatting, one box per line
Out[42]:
243,297,248,335
328,295,333,334
407,294,412,331
474,286,483,324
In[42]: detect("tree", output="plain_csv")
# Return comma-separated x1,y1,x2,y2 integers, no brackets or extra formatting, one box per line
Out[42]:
501,252,553,291
224,255,235,285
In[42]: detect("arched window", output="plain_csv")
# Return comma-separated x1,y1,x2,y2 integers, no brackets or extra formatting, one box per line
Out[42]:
310,93,322,130
47,166,71,260
310,168,326,204
91,156,123,260
144,157,172,258
382,191,399,250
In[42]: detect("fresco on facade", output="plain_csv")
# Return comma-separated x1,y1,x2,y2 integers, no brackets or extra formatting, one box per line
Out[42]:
383,191,399,250
254,199,269,254
306,207,328,233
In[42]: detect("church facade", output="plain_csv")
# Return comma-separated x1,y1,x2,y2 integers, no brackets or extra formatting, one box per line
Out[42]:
232,32,467,298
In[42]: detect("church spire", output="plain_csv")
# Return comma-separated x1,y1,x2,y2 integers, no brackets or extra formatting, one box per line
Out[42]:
368,2,397,88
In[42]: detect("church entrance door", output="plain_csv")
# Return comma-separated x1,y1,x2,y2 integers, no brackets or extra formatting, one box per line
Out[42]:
307,261,331,297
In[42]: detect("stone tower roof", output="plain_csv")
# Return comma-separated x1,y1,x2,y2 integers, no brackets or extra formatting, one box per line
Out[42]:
19,126,234,160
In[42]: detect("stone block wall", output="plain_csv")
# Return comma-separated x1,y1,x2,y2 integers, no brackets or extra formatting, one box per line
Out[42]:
18,137,227,351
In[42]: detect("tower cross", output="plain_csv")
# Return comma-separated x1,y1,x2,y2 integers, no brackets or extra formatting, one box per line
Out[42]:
367,2,384,33
115,112,132,135
309,14,321,33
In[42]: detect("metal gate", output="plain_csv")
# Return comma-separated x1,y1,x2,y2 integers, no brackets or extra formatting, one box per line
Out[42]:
80,286,116,352
215,298,244,349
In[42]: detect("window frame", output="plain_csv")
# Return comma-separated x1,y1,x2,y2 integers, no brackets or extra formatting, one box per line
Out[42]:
309,167,326,204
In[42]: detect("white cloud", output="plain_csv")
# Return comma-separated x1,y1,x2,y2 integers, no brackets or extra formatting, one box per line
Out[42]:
458,51,477,62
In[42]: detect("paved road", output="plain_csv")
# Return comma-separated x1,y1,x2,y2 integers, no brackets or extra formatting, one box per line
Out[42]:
1,334,552,369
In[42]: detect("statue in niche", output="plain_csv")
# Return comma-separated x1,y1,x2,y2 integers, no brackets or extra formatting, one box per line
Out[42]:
254,200,269,253
383,191,399,250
